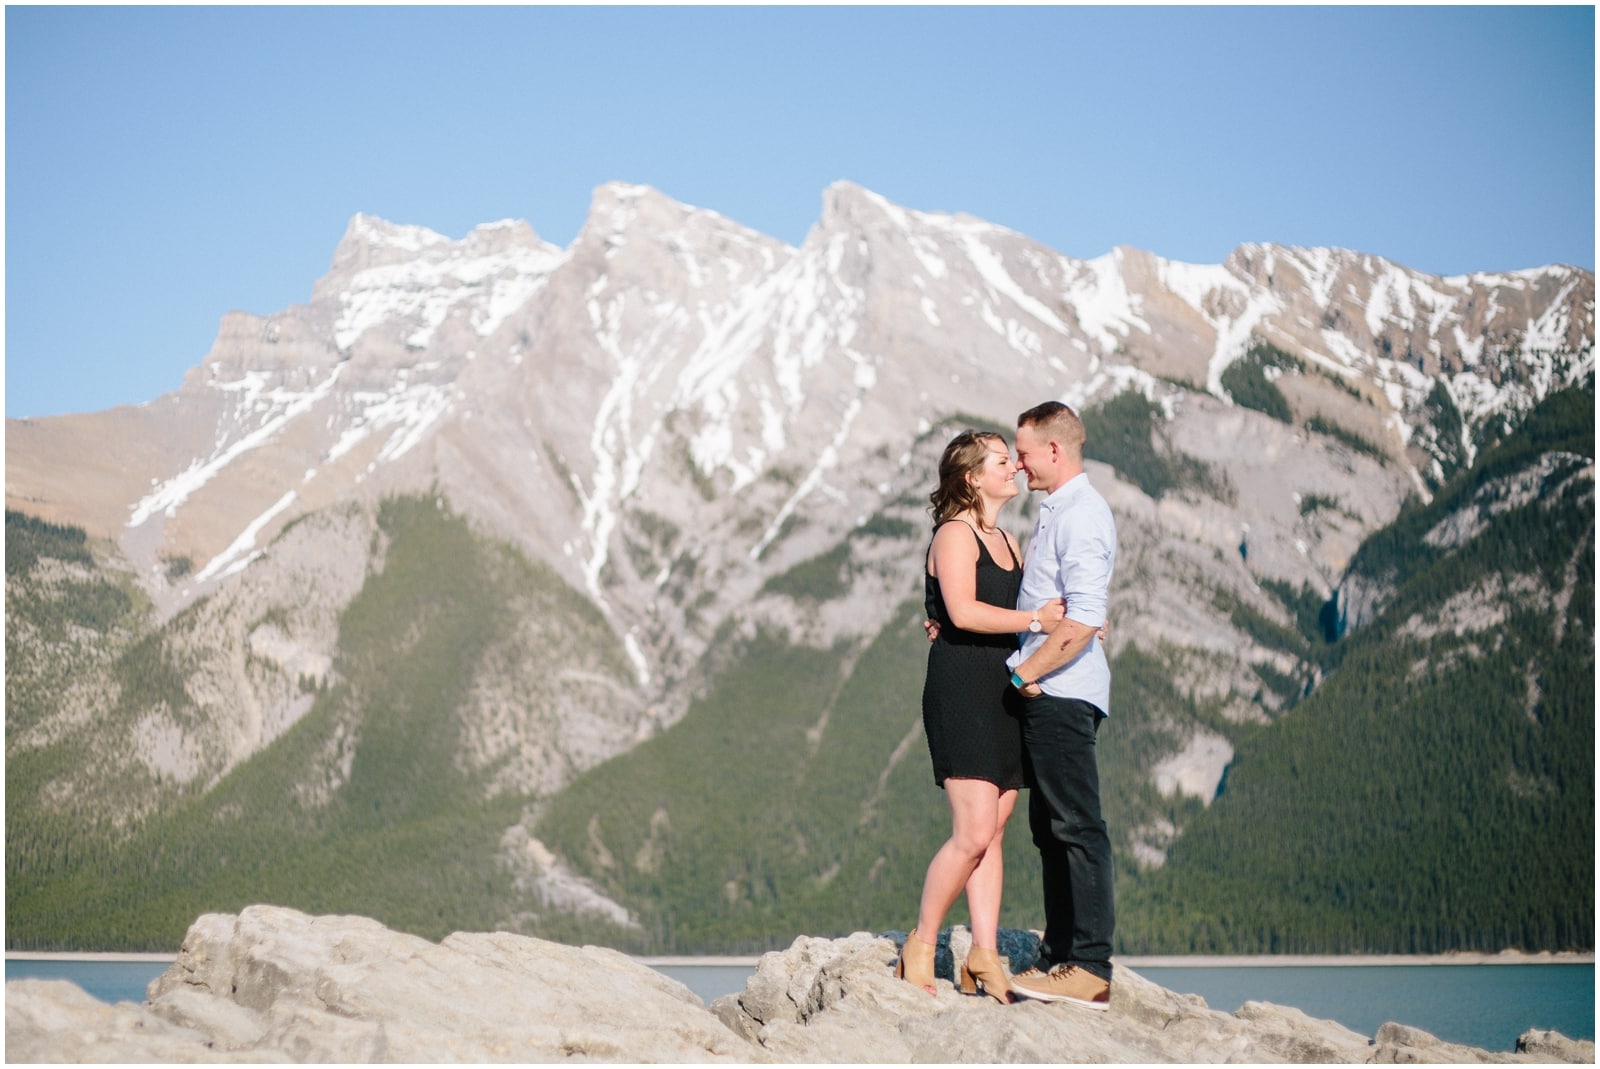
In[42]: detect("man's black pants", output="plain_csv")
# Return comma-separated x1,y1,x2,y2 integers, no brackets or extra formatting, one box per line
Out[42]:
1021,694,1114,981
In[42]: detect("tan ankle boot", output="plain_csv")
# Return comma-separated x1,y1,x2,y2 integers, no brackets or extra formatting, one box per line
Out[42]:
958,945,1011,1004
894,928,936,994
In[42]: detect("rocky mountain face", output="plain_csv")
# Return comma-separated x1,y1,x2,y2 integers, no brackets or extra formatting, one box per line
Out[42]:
6,182,1593,948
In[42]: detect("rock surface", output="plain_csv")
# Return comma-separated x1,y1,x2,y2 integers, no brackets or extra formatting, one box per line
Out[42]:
6,906,1593,1063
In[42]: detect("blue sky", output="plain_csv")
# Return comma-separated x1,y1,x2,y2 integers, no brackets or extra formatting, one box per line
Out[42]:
6,5,1594,419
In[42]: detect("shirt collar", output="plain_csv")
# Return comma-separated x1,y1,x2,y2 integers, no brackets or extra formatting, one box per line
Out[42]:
1039,472,1087,510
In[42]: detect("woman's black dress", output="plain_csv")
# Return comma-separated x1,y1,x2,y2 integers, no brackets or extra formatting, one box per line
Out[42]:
921,521,1025,790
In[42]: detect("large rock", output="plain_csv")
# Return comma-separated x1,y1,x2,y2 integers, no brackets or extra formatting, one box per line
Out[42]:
10,906,751,1062
5,978,285,1064
6,907,1592,1063
712,931,1589,1064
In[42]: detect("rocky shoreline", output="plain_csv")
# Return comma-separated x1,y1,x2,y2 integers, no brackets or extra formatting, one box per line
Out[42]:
6,905,1593,1063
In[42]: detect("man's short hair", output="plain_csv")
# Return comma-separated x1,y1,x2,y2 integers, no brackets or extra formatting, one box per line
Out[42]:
1018,400,1086,454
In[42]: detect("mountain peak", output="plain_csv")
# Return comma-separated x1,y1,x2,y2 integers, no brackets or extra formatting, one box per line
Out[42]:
459,217,551,257
594,180,664,203
584,182,685,234
573,182,791,267
340,213,450,253
817,180,897,232
822,178,873,200
321,213,448,284
814,182,1004,246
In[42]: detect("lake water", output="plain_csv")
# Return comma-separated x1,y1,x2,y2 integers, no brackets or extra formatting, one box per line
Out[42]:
7,958,1591,1054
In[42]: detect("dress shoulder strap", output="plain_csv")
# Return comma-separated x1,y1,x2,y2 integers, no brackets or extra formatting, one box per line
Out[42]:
928,519,986,572
951,518,999,563
938,518,985,549
1000,530,1022,570
931,518,983,542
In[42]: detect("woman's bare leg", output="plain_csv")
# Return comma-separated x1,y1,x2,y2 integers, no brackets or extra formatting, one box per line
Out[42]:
961,788,1017,948
916,779,1003,947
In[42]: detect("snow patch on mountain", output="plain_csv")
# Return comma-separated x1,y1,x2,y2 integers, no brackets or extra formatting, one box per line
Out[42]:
196,490,297,583
577,291,655,603
1063,363,1164,414
333,238,567,351
958,227,1073,337
336,379,457,470
1526,274,1585,352
129,364,347,527
1208,287,1282,394
1158,257,1242,316
752,394,864,561
1288,246,1341,308
1066,250,1152,352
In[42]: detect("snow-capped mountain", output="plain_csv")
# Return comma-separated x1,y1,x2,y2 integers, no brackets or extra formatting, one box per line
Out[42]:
7,180,1593,821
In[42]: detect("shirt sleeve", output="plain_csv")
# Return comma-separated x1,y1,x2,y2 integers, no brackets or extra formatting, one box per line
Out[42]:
1054,503,1113,629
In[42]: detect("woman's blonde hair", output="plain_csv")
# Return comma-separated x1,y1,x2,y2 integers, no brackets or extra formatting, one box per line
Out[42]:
929,430,1006,528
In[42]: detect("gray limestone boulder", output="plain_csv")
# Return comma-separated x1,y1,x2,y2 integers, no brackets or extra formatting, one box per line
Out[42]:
10,905,753,1062
1516,1028,1596,1063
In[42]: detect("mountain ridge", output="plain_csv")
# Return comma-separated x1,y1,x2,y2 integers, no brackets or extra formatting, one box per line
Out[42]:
10,183,1588,575
7,177,1590,758
6,180,1592,952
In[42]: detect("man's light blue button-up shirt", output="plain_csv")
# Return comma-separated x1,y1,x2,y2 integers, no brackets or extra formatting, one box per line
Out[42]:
1008,472,1117,714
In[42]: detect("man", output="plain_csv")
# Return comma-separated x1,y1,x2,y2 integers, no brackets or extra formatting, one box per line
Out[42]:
1006,400,1118,1009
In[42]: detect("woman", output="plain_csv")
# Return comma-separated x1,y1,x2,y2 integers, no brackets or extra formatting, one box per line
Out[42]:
896,430,1064,1003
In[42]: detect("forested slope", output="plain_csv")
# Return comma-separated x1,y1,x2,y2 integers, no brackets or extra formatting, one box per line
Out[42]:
1117,384,1594,953
7,498,625,949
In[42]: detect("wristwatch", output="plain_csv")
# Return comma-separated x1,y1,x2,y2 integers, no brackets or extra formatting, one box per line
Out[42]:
1028,610,1042,633
1010,671,1033,691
